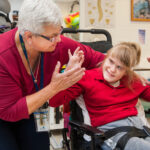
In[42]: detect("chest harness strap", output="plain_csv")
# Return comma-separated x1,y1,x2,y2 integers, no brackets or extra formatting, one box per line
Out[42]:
101,125,150,150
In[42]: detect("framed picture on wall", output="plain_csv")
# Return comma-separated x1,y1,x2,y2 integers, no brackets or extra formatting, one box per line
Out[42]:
131,0,150,21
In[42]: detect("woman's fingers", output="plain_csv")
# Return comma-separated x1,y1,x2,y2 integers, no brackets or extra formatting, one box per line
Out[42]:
50,65,85,93
63,66,85,77
53,61,61,75
67,68,85,82
60,68,85,89
68,49,72,59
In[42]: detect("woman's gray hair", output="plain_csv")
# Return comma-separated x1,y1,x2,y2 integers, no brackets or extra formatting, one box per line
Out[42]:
18,0,62,35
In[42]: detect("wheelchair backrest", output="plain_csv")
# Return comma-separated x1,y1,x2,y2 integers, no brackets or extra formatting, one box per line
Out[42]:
62,28,113,124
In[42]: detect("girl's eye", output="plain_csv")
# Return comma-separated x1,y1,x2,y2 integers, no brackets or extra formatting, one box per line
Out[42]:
117,65,123,70
109,58,113,64
117,66,121,69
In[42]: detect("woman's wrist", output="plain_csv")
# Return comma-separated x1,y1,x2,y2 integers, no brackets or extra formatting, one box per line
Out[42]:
46,84,59,98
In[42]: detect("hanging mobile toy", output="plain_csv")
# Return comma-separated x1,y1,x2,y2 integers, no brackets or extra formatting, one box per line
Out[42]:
64,11,79,29
64,0,79,29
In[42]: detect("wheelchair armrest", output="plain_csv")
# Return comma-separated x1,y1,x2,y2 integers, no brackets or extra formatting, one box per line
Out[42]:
69,120,104,137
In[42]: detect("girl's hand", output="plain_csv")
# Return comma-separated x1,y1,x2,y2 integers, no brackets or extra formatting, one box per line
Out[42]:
66,47,84,71
49,61,85,94
147,57,150,63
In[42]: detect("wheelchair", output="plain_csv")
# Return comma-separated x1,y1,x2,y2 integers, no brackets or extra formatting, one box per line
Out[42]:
61,28,113,150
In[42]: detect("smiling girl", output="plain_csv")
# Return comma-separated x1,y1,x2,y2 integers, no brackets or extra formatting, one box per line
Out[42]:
50,42,150,150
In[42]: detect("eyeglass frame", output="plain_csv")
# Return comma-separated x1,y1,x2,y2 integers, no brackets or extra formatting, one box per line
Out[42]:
34,26,63,43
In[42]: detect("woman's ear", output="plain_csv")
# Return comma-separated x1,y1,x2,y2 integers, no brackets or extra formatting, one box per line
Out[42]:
23,31,33,45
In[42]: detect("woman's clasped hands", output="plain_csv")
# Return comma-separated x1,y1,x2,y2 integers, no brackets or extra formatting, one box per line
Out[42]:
50,47,85,94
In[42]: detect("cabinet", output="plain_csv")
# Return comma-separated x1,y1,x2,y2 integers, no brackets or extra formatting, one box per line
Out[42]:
49,106,64,130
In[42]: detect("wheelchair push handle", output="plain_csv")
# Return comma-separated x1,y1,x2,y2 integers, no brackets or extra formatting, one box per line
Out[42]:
62,28,112,44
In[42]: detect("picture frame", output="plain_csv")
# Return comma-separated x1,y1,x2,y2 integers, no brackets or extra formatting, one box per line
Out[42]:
131,0,150,21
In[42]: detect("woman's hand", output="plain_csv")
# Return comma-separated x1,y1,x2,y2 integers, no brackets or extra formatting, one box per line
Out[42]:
65,47,84,71
49,61,85,94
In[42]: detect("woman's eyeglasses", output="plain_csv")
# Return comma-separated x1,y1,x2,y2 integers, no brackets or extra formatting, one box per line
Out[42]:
35,26,63,43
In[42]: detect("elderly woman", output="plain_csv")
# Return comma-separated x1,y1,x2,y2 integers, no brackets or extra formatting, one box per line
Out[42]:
0,0,105,150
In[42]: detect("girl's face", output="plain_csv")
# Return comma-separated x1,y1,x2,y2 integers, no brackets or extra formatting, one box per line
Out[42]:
102,56,126,84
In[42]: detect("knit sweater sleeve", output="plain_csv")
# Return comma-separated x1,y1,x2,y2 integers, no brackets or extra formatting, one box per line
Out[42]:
49,83,84,107
49,72,89,107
